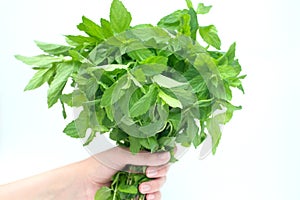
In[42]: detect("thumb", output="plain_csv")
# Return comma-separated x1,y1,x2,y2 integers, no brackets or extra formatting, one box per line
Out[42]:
94,147,170,171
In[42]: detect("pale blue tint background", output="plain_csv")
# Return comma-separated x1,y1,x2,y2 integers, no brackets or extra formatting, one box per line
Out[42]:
0,0,299,199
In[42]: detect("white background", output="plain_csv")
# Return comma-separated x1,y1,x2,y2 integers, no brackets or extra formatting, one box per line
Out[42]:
1,0,299,199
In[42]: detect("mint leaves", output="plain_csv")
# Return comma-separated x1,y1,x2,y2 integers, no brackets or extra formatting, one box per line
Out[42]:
15,0,246,164
110,0,132,33
16,0,245,199
47,62,75,107
199,25,222,50
197,3,212,14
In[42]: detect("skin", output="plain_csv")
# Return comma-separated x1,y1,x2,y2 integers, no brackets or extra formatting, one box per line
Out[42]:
0,147,170,200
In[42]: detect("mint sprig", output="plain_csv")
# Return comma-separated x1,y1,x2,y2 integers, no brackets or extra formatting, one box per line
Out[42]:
16,0,245,199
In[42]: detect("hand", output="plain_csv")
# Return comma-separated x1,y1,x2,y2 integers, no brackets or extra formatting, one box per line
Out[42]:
0,147,170,200
82,147,171,200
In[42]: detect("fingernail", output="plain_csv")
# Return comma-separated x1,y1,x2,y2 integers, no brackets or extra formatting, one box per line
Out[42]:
147,194,155,200
147,169,158,177
140,184,151,193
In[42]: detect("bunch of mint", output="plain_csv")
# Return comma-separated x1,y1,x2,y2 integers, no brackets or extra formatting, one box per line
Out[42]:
16,0,245,199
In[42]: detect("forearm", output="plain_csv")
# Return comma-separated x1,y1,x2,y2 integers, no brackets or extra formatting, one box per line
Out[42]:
0,161,90,200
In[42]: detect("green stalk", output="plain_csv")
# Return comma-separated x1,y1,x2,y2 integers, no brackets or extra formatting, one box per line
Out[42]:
103,165,152,200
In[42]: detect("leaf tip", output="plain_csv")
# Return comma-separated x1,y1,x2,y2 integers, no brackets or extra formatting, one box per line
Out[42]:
14,54,22,60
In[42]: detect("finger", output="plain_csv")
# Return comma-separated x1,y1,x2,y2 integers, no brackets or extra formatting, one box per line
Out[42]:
139,177,167,194
95,147,170,170
123,149,170,167
146,192,161,200
146,165,170,178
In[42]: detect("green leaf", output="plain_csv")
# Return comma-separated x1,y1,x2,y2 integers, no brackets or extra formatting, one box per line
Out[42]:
140,56,168,65
224,83,232,100
91,64,128,72
207,117,222,154
63,121,81,138
176,114,198,147
132,68,146,83
197,3,212,14
132,23,154,29
173,86,198,107
131,26,170,43
199,25,221,50
128,49,155,61
15,55,64,67
129,136,141,154
110,0,132,33
24,66,55,91
35,41,71,55
68,50,89,63
83,130,97,146
179,13,191,36
152,74,188,88
140,137,159,152
218,65,240,79
105,105,114,122
110,128,128,141
139,138,151,150
94,187,113,200
100,18,114,38
118,184,138,195
158,9,197,39
197,99,213,107
138,64,167,76
187,115,199,146
76,71,99,100
158,137,176,148
158,90,183,109
193,53,226,99
95,106,112,133
77,16,104,40
168,110,181,131
217,100,242,123
74,108,90,138
129,88,144,108
72,90,89,107
100,76,128,107
130,85,157,118
193,131,207,148
47,62,75,108
218,42,236,65
176,134,191,147
101,84,116,107
190,76,207,93
185,0,194,9
188,7,199,40
157,10,184,31
60,93,73,107
61,90,88,107
65,35,98,46
122,103,168,138
158,10,182,25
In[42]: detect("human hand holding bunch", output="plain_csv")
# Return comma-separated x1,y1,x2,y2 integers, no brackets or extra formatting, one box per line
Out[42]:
0,147,170,200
